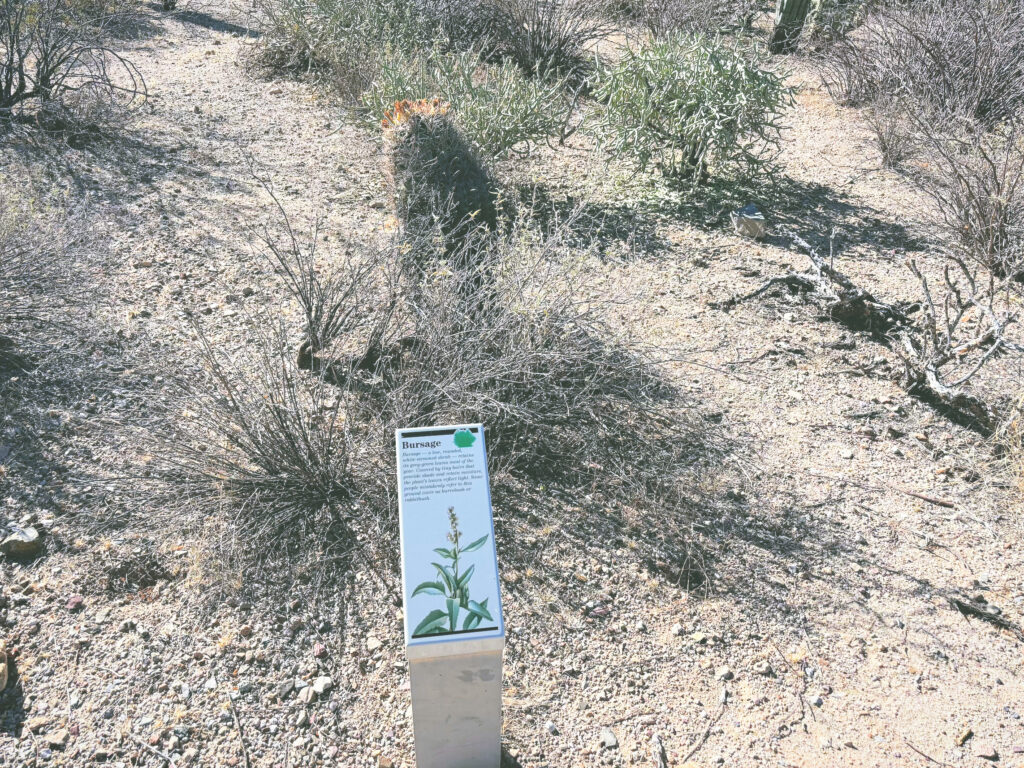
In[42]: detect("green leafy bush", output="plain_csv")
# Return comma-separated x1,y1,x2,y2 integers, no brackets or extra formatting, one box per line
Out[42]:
593,34,792,182
361,48,570,156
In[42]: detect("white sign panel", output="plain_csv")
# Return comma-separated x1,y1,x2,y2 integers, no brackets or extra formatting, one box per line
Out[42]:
396,424,504,647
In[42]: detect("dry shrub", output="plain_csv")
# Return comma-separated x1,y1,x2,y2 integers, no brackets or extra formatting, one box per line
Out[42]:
819,0,1024,123
0,192,86,367
156,197,729,593
0,0,144,118
627,0,760,39
485,0,613,80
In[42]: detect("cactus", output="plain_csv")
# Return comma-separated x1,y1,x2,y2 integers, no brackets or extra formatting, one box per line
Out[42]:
383,99,498,265
770,0,812,54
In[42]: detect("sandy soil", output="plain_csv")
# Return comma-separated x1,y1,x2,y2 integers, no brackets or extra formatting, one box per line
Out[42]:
1,3,1022,768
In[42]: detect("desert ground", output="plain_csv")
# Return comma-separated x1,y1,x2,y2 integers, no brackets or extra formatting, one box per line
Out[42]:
1,2,1023,767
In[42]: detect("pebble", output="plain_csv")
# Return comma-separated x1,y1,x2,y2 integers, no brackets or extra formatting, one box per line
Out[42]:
366,636,382,653
46,729,69,748
204,675,217,691
716,665,734,681
545,720,558,735
671,622,684,636
753,661,774,677
600,728,618,749
298,686,316,704
66,595,85,612
312,676,333,695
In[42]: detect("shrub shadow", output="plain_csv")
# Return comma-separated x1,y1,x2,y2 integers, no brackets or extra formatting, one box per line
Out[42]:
661,172,926,255
515,183,670,260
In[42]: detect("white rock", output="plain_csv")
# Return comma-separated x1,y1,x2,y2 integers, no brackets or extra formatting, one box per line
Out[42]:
312,676,333,695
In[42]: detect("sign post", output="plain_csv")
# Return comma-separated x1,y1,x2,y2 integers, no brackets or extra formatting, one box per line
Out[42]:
396,424,504,768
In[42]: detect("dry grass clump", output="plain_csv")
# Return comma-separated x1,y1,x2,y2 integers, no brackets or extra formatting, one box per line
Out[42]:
154,194,730,594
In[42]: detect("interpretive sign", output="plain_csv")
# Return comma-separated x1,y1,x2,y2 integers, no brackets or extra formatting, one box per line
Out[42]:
396,424,504,768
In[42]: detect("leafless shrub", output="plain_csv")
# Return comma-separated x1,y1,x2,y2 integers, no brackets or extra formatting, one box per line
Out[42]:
0,0,145,118
0,193,85,366
485,0,614,79
157,196,730,592
627,0,760,39
819,0,1024,123
908,116,1024,279
895,256,1019,430
863,93,915,168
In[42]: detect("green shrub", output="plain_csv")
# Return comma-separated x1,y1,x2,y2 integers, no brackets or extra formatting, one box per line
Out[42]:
361,48,570,156
592,34,792,182
247,0,434,99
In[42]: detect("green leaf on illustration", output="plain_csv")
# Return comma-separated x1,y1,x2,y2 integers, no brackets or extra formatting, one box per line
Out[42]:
412,581,446,597
456,564,475,590
413,609,449,636
432,562,456,592
463,612,482,631
467,598,492,621
446,597,460,629
433,547,455,560
461,534,488,553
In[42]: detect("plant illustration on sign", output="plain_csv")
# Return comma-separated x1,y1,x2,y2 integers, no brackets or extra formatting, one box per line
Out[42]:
411,506,493,636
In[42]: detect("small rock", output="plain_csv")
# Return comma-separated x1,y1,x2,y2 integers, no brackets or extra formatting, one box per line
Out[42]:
204,675,217,691
181,747,200,765
378,758,394,768
811,696,823,707
313,642,328,658
366,636,382,653
312,676,333,695
278,679,295,699
46,729,70,749
753,661,774,677
66,595,85,612
295,710,309,728
635,620,647,633
0,639,7,693
545,720,558,735
957,728,974,746
119,620,136,633
600,728,618,750
670,623,684,637
1,525,43,559
298,686,316,704
730,204,767,240
716,665,734,681
241,287,255,298
690,632,708,644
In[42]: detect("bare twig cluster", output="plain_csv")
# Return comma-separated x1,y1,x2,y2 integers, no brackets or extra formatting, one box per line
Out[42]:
0,0,145,122
716,231,1018,432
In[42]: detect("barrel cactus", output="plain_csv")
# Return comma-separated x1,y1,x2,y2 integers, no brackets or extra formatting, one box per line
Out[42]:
382,98,498,262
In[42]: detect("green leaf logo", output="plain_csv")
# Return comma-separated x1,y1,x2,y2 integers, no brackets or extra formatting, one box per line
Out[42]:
453,429,476,448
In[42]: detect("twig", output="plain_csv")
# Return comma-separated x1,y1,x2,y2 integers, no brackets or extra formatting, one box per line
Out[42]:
226,693,252,768
127,733,177,766
893,487,956,509
903,738,951,766
602,707,655,727
681,703,726,763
